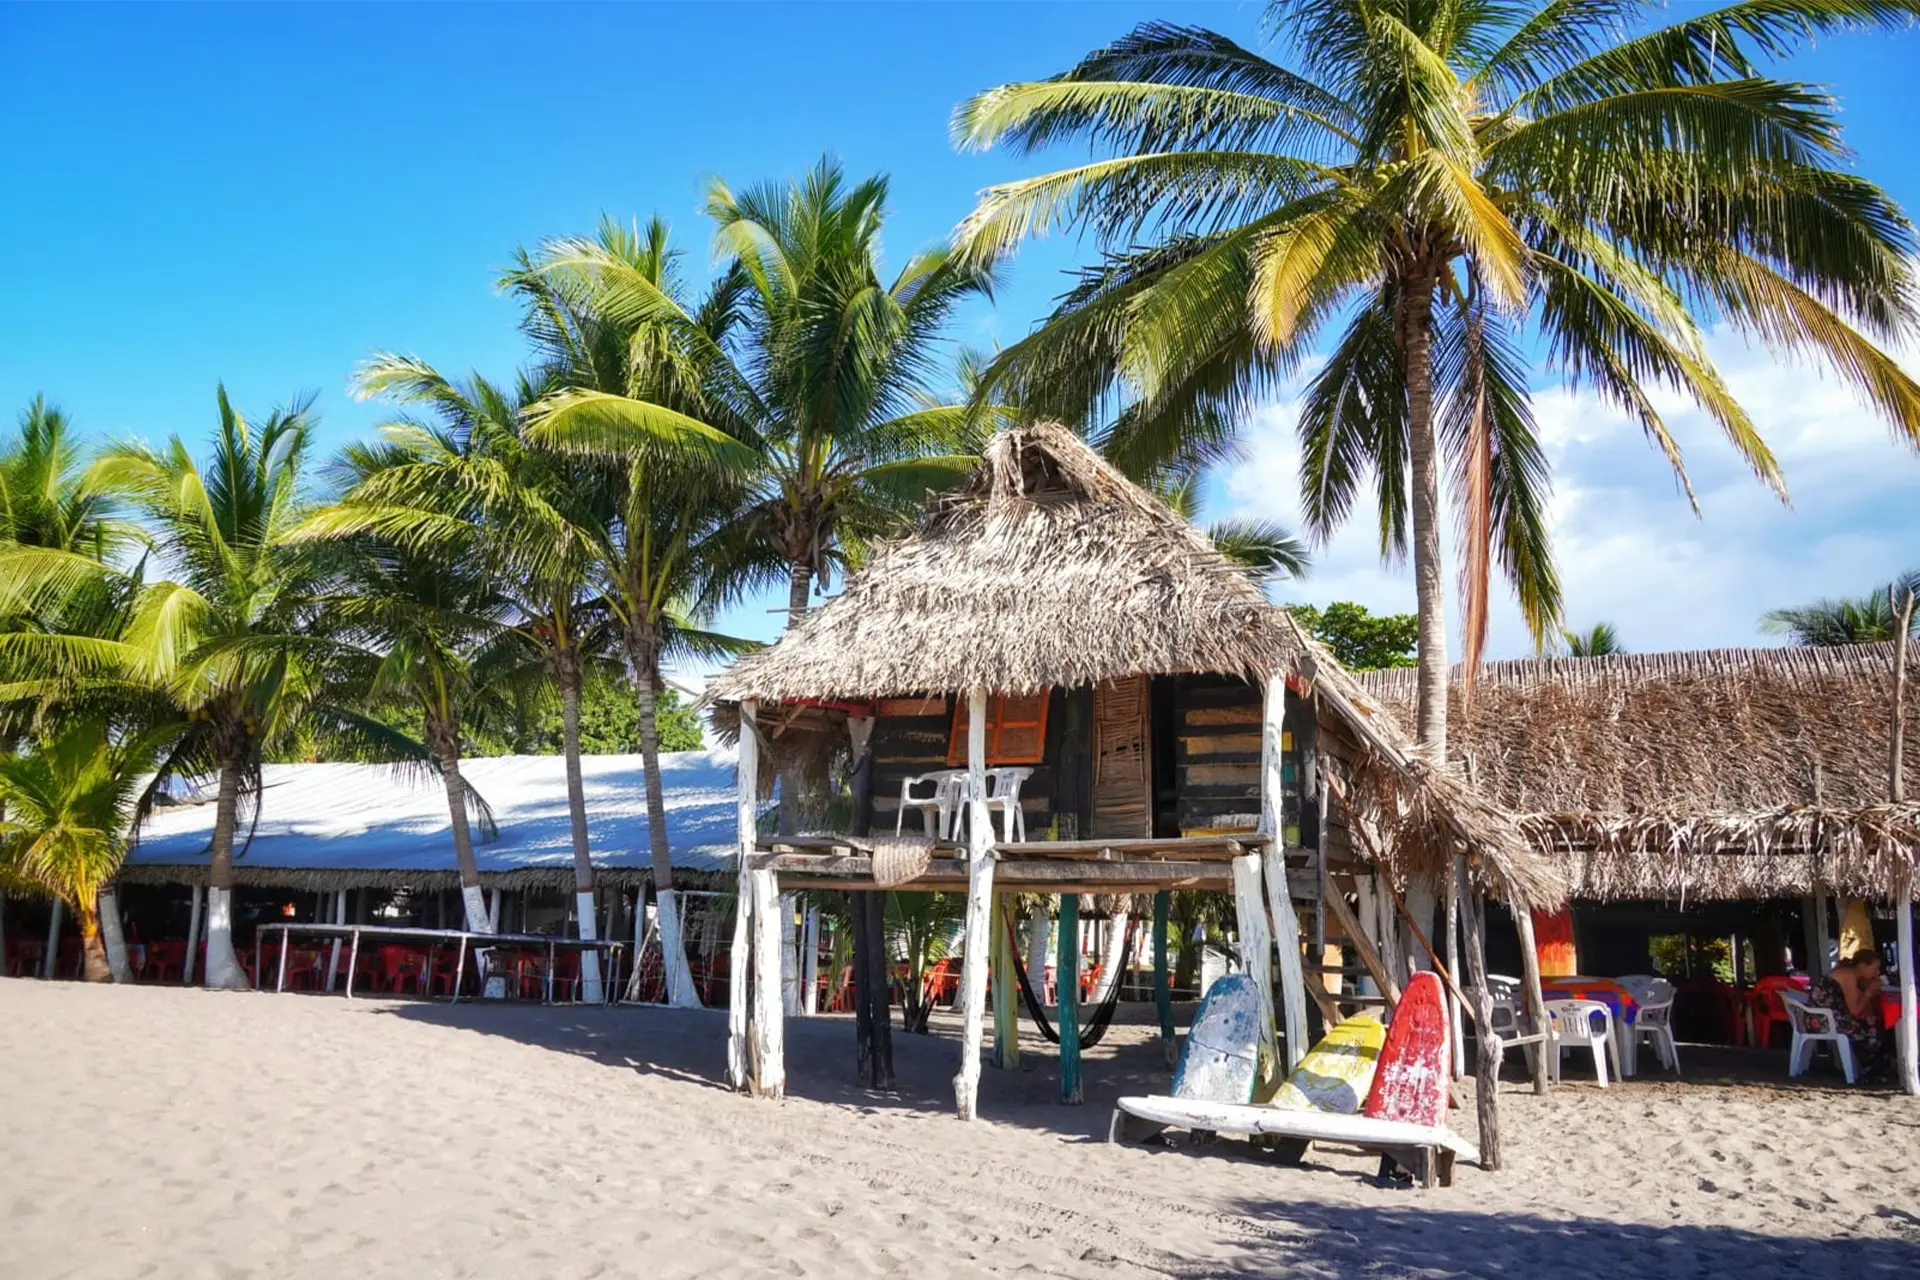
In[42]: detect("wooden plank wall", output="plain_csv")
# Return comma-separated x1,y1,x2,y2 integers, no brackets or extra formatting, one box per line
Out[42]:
867,692,1062,837
1172,675,1264,832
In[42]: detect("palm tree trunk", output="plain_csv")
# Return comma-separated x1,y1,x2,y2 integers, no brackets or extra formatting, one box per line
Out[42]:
786,559,811,627
435,725,490,934
632,634,700,1007
559,655,603,1002
77,897,110,983
203,757,249,989
1402,270,1449,759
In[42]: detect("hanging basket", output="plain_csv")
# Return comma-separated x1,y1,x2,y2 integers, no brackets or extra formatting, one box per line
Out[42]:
868,836,934,888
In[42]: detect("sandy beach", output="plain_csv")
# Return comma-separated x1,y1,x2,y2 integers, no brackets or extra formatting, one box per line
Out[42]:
3,980,1918,1279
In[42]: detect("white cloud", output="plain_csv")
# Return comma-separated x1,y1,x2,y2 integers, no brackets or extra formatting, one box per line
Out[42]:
1214,334,1920,659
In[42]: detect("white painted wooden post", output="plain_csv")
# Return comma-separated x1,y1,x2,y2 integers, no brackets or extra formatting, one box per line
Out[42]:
1899,884,1919,1097
1257,672,1309,1074
183,885,204,985
953,686,998,1121
727,700,758,1092
1231,853,1280,1089
802,907,820,1017
1446,856,1467,1079
1026,900,1053,1000
99,888,132,983
748,868,786,1098
486,890,502,934
42,898,63,978
325,890,345,991
780,892,802,1017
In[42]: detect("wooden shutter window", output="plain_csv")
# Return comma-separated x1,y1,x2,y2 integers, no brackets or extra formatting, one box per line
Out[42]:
947,691,1050,766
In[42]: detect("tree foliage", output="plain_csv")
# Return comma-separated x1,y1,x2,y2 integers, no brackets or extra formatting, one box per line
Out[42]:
1289,600,1418,669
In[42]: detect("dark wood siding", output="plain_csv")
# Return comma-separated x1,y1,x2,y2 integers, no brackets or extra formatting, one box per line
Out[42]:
867,692,1061,837
1172,675,1264,832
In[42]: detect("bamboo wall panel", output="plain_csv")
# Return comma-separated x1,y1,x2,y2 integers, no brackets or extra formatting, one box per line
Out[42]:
1091,676,1152,838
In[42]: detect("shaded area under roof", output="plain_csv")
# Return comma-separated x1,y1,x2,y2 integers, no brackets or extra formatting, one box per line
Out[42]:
120,749,743,891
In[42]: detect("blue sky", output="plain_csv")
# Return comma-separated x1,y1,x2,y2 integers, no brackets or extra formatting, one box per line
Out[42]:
5,2,1919,671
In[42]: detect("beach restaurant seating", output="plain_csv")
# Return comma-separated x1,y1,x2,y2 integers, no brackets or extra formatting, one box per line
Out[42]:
1485,974,1553,1076
1780,991,1857,1084
1620,977,1681,1075
1547,998,1621,1087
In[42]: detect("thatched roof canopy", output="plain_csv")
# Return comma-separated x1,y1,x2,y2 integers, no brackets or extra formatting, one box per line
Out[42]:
709,424,1305,702
708,425,1565,909
1355,645,1920,900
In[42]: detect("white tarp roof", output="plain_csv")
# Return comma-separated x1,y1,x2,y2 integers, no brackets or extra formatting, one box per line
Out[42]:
125,749,742,883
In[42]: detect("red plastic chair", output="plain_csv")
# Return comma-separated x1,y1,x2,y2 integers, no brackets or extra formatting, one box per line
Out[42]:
1749,974,1807,1048
146,939,185,983
376,945,424,994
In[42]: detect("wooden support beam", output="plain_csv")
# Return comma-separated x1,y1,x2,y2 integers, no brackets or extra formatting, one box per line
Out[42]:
747,867,785,1099
1512,902,1553,1095
765,855,1232,894
953,686,996,1122
1231,853,1280,1097
1445,857,1465,1079
1059,892,1082,1105
1458,877,1502,1170
726,699,758,1093
1322,876,1400,1010
1258,673,1309,1074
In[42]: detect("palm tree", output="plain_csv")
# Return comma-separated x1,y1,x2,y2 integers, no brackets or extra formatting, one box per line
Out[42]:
508,217,760,1004
0,717,180,981
0,398,141,558
314,366,616,973
92,387,337,988
1764,570,1920,646
1563,622,1624,658
954,1,1920,759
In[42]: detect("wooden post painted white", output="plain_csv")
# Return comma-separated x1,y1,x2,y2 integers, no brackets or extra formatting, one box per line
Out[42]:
183,885,204,986
324,890,345,991
953,686,998,1122
1899,884,1919,1096
1026,900,1052,1000
748,868,786,1098
575,890,604,1004
726,700,758,1092
1446,856,1467,1079
99,888,132,983
1231,852,1280,1090
1402,881,1437,973
779,892,802,1017
486,890,502,933
802,906,820,1017
1256,674,1309,1072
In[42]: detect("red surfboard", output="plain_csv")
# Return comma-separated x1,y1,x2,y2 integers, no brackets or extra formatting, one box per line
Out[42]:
1362,971,1450,1128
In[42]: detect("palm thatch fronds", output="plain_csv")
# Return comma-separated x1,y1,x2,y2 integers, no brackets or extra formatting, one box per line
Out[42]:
1355,645,1920,900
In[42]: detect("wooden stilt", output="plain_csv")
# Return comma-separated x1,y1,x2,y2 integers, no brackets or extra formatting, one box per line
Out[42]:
1257,674,1308,1073
1512,901,1552,1096
1458,876,1502,1170
748,868,786,1098
726,699,758,1092
1058,892,1082,1105
953,686,997,1121
802,906,820,1017
991,897,1019,1069
1445,857,1466,1079
1153,890,1174,1065
1231,852,1279,1094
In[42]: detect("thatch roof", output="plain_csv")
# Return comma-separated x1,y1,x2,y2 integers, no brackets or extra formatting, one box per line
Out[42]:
1355,645,1920,900
709,424,1305,701
708,425,1564,908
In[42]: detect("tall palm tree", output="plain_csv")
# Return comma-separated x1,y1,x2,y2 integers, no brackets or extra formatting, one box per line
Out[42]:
1563,622,1624,657
954,1,1920,759
1764,570,1920,645
0,717,181,981
0,398,141,558
509,217,760,1004
92,388,337,988
313,366,617,974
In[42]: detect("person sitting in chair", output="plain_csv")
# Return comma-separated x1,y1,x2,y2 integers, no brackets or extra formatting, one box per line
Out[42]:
1812,951,1890,1083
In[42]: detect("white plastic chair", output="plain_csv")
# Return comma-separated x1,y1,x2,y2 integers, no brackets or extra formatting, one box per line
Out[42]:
896,770,964,839
1631,980,1681,1075
983,767,1034,843
1485,974,1553,1076
1780,991,1857,1084
1547,998,1621,1087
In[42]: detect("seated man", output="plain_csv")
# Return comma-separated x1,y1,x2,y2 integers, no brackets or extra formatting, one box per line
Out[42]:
1812,951,1891,1083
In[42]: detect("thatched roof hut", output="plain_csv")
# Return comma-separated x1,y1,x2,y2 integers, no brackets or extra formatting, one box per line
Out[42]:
1354,645,1920,901
710,423,1559,907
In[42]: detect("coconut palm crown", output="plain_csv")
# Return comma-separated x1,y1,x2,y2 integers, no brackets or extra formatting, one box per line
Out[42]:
954,0,1920,756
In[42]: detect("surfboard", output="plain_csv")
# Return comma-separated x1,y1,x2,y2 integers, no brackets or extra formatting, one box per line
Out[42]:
1171,973,1263,1103
1364,970,1450,1128
1271,1013,1385,1115
1111,1095,1479,1162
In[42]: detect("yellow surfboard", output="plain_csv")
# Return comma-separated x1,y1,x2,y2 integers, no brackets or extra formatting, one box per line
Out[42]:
1272,1014,1386,1116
